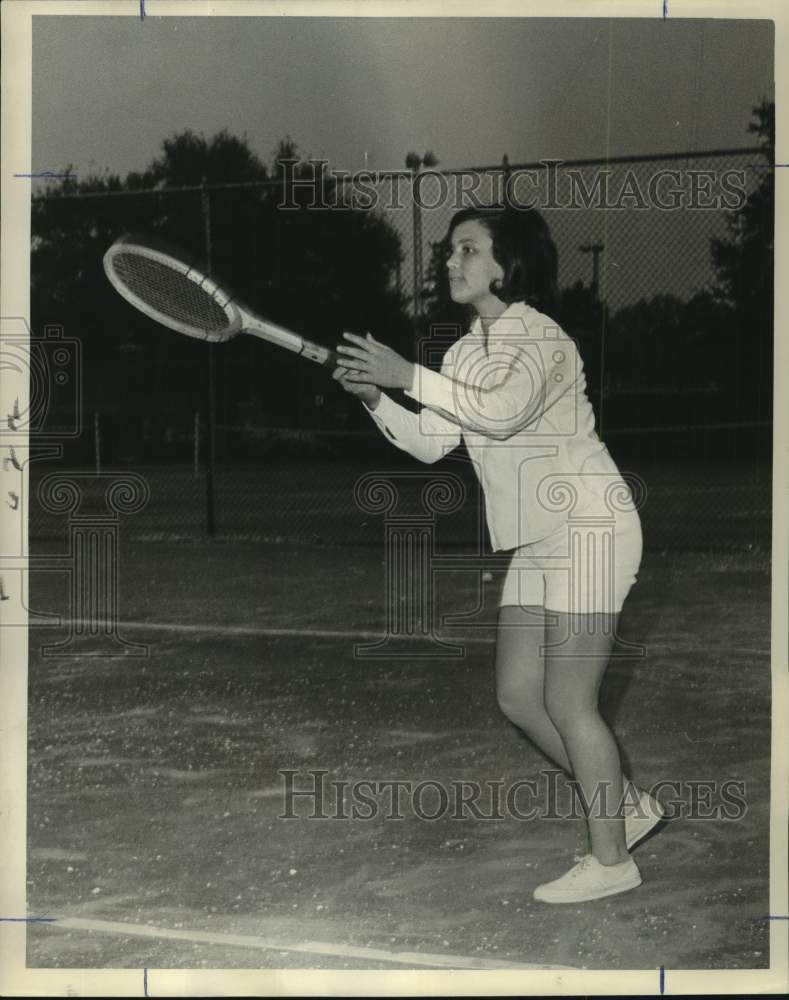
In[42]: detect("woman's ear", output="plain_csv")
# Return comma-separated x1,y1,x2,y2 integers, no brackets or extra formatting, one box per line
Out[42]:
490,277,505,298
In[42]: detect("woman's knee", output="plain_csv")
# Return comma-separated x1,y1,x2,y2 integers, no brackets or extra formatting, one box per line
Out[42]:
543,687,596,734
495,607,550,726
495,677,543,727
495,680,521,722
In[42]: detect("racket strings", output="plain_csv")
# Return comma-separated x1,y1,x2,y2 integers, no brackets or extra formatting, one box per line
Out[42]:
112,253,231,334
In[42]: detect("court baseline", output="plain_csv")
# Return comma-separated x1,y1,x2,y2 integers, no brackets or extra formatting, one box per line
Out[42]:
46,916,576,971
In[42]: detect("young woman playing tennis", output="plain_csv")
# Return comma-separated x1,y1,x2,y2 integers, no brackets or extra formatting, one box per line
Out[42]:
334,205,662,904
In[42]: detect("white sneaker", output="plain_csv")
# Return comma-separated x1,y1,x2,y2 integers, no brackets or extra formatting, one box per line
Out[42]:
624,788,665,850
534,854,642,904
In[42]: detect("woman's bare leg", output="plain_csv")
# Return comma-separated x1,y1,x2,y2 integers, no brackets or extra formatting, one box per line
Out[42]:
543,612,628,866
495,605,573,775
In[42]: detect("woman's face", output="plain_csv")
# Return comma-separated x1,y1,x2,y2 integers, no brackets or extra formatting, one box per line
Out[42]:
445,219,506,315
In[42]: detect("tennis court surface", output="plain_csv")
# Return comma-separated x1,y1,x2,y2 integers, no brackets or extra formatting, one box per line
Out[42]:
25,520,771,971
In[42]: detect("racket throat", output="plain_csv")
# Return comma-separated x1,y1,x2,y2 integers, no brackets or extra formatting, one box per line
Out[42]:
245,316,304,352
245,317,335,367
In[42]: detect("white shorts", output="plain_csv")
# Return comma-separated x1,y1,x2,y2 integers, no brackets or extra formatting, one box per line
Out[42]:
500,511,643,615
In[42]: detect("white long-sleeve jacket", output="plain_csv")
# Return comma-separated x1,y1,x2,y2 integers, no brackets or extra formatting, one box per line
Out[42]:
365,301,636,550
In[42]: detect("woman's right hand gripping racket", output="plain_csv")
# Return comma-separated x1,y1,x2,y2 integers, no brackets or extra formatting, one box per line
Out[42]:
103,233,338,367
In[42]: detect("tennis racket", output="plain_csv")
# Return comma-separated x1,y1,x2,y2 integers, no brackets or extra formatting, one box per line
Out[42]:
102,233,337,367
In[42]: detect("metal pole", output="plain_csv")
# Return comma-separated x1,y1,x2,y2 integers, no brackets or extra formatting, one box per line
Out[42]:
598,297,608,438
94,412,101,474
193,410,200,479
201,182,217,536
579,242,604,301
411,173,422,323
502,153,512,207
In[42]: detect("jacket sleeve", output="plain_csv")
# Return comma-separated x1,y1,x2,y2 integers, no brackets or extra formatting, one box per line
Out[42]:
364,391,461,464
404,335,576,441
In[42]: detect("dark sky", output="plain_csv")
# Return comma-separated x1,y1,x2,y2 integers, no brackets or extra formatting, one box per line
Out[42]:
32,15,773,178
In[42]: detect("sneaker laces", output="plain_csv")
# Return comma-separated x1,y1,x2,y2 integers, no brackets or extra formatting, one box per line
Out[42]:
570,854,596,876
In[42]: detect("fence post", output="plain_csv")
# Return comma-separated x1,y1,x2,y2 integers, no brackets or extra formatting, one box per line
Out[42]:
502,153,511,206
93,412,101,474
201,180,217,536
411,181,422,324
193,410,200,479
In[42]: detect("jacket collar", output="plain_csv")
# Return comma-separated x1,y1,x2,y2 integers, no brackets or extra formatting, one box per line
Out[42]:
469,301,540,344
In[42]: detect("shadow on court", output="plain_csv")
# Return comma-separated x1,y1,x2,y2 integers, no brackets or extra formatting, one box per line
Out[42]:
25,541,771,970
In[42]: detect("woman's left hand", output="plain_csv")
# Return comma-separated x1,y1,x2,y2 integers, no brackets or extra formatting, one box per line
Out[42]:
336,332,415,392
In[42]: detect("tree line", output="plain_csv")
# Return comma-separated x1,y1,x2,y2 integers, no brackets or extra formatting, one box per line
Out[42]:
31,101,773,459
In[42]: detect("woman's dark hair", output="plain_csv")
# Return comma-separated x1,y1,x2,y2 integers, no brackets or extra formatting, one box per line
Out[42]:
447,205,559,314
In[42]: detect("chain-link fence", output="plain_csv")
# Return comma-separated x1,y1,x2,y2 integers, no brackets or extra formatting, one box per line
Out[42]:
27,148,773,551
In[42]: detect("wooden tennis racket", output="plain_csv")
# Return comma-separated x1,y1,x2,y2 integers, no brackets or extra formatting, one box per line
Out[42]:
102,233,337,367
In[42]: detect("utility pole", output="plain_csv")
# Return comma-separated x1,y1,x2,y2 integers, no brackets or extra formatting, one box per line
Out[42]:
579,242,604,300
405,150,439,325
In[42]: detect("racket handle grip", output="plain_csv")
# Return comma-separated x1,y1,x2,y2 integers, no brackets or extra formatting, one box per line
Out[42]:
301,340,340,369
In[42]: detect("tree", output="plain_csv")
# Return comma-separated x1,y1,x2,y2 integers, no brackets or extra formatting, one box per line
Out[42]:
606,292,732,391
144,128,269,188
709,99,774,420
554,280,605,410
30,130,410,451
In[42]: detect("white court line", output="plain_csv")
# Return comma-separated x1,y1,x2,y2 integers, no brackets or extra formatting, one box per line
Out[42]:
50,916,574,971
49,619,699,651
54,619,497,645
